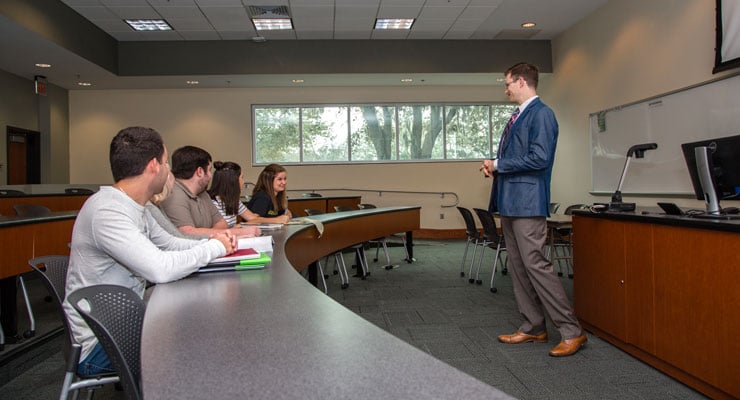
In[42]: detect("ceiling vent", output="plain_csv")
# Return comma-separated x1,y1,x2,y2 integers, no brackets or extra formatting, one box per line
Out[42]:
493,29,541,40
247,6,291,19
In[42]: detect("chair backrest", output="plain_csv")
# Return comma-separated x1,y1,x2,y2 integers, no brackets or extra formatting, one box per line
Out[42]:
473,208,501,242
65,188,94,195
302,192,322,198
358,203,377,209
549,202,560,214
304,208,324,216
564,204,586,215
334,205,356,212
0,189,26,197
68,285,145,400
28,256,73,349
14,204,52,217
456,207,480,238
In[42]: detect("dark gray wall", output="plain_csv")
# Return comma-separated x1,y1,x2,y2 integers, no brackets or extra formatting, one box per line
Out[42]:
0,0,118,72
118,39,552,76
0,69,69,184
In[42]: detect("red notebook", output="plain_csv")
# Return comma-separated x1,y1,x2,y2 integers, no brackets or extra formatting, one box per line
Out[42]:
209,247,259,265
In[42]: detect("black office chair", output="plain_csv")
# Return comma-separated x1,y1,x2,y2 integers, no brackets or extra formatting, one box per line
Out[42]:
0,189,26,196
28,256,120,400
472,208,508,293
549,202,561,214
303,209,349,289
357,203,411,266
65,188,95,195
68,285,145,400
334,205,373,277
550,204,585,278
456,207,483,280
13,204,52,217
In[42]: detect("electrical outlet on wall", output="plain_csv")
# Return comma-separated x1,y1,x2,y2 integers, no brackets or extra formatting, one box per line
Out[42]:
440,213,445,219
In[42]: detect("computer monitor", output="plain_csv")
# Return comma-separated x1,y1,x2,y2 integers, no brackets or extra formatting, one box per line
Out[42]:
681,134,740,216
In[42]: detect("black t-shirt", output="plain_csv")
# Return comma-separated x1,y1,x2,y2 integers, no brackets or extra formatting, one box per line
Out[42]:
247,191,285,217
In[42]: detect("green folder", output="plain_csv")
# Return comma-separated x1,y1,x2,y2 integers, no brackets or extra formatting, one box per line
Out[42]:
235,253,271,266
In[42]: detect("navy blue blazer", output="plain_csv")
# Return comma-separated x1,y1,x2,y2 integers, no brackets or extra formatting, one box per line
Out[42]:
488,97,558,217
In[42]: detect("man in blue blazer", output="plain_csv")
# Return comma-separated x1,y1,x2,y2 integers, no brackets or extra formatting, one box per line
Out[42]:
480,63,586,357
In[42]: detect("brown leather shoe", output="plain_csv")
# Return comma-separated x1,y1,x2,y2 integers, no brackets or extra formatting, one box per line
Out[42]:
498,331,548,344
548,334,587,357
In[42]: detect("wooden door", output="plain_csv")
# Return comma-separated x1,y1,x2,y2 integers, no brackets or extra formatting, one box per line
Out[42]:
6,127,41,184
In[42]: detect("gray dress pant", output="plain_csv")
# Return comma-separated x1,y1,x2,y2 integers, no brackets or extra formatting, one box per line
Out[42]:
500,216,582,340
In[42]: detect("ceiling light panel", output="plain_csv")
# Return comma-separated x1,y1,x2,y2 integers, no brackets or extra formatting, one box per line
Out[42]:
374,18,415,30
252,18,293,30
125,19,173,31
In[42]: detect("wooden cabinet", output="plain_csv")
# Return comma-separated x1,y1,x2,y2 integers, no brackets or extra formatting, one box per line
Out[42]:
573,215,739,400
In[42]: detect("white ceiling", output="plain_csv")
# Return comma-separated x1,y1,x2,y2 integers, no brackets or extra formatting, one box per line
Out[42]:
1,0,608,89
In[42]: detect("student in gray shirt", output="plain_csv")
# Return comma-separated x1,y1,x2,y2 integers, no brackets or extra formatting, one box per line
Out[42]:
63,127,237,376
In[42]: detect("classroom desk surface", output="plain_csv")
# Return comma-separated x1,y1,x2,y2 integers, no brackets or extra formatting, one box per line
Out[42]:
141,207,513,400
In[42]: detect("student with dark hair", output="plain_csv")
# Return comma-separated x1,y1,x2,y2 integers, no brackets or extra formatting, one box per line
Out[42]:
64,127,237,375
208,161,290,227
248,163,292,219
161,146,260,237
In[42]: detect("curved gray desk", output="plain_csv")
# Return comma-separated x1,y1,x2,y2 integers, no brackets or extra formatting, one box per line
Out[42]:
142,207,512,399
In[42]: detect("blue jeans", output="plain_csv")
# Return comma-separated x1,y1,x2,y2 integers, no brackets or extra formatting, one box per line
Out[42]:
78,342,115,376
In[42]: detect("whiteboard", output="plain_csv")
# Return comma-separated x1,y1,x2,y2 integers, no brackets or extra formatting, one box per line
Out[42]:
590,72,740,194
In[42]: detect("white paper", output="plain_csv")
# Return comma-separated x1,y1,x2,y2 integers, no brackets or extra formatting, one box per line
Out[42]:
238,235,273,253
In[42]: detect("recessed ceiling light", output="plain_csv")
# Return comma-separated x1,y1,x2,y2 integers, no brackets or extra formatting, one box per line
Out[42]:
35,63,51,68
400,78,413,83
186,80,199,85
125,19,173,31
292,79,304,83
521,22,537,28
375,18,415,30
253,18,293,30
77,82,92,87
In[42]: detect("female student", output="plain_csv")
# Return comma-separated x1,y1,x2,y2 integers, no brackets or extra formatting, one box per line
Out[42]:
209,161,289,226
248,163,292,220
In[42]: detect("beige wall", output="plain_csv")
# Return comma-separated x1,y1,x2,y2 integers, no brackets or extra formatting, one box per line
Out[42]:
69,0,732,229
549,0,736,210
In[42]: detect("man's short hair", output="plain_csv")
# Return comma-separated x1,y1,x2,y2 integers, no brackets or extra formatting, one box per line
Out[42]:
506,62,539,89
109,127,164,182
170,146,212,180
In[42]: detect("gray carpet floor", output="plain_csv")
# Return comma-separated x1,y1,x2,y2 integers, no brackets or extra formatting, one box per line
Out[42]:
0,238,707,399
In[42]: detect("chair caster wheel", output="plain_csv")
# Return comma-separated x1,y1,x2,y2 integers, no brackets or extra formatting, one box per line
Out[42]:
476,280,482,285
501,269,508,275
490,287,497,293
373,258,379,262
341,283,349,289
468,278,475,284
361,276,367,280
44,295,53,303
557,272,563,277
333,270,339,275
384,265,393,270
323,274,329,279
568,274,574,279
23,330,35,339
460,272,465,277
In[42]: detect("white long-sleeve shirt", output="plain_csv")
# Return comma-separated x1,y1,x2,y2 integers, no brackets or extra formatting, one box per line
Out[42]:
63,186,226,360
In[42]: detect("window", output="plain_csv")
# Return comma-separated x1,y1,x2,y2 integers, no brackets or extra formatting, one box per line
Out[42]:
253,103,516,165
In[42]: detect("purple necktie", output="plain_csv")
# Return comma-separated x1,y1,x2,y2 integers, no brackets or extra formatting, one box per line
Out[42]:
498,107,520,157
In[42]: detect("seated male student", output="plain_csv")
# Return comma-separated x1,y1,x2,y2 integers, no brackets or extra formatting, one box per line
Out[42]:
161,146,260,237
63,126,237,376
